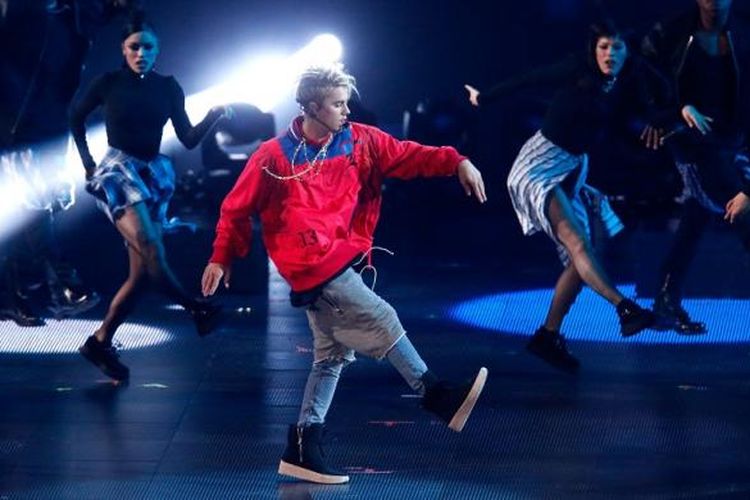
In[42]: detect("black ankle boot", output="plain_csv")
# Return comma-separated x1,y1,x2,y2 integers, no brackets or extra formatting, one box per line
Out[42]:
0,293,45,327
49,286,100,319
526,326,580,374
79,335,130,381
278,423,349,484
617,298,655,337
421,367,488,432
189,300,223,337
653,290,707,335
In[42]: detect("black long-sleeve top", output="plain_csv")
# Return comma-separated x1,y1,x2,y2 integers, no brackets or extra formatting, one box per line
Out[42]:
70,68,222,170
641,7,750,196
680,43,736,140
478,55,668,156
641,7,750,144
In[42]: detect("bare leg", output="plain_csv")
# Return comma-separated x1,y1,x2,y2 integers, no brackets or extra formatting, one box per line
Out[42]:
543,263,583,332
94,244,146,344
546,187,623,305
94,203,198,344
528,262,582,373
113,203,198,309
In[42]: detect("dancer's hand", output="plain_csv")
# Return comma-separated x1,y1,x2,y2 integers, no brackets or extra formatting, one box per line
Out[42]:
457,159,487,203
639,124,664,150
681,105,713,135
213,105,235,120
202,262,231,297
83,158,97,180
724,192,750,224
464,84,480,107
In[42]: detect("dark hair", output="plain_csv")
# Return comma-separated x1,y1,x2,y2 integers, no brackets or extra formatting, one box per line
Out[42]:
585,18,631,77
102,0,143,22
587,19,626,55
120,9,156,40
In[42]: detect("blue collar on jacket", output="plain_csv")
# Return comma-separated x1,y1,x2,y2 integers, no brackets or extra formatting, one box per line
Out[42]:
279,118,354,166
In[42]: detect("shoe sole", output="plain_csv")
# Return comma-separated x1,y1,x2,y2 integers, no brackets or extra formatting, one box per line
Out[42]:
526,343,580,375
675,324,708,335
79,345,130,381
652,315,707,335
448,367,488,432
278,460,349,484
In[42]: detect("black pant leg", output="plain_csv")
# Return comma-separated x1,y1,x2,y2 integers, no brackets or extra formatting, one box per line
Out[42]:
657,200,712,295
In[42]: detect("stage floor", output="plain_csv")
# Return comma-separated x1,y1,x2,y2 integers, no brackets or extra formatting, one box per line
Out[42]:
2,265,749,499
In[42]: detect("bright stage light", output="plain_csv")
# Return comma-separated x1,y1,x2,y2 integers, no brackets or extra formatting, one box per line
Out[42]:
166,33,343,137
0,318,175,354
305,33,343,66
0,139,82,239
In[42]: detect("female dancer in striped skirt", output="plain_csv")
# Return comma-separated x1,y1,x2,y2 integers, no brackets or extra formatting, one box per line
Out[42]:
466,21,666,373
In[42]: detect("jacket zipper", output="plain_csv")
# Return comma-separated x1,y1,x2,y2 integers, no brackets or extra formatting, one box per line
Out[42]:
675,35,694,104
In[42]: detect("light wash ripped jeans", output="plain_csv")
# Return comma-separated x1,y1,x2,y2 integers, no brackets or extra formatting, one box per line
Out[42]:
297,268,429,426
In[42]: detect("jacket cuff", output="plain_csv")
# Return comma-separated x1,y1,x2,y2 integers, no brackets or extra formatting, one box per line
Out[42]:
210,245,233,267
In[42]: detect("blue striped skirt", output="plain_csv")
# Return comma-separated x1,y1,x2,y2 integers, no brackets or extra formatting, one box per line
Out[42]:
85,148,175,224
507,131,623,265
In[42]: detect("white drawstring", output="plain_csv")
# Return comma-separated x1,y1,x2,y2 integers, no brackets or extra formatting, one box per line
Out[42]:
354,246,394,290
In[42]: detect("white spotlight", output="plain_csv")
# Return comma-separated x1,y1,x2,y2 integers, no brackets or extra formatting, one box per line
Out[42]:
175,33,344,123
0,319,174,354
307,34,343,64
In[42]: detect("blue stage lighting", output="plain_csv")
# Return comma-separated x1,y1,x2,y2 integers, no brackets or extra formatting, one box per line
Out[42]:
448,285,750,345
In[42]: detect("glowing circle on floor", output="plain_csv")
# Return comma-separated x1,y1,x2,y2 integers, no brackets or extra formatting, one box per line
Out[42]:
0,319,175,353
448,285,750,344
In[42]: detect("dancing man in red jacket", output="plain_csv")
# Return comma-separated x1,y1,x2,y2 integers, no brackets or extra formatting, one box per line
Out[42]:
202,64,488,484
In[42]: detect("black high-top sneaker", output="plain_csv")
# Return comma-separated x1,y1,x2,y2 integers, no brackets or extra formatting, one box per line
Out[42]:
653,291,707,335
421,368,488,432
189,300,223,337
79,335,130,381
278,424,349,484
526,326,580,374
617,298,656,337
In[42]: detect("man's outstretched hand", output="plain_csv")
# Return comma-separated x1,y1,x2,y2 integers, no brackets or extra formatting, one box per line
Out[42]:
458,159,487,203
202,262,231,297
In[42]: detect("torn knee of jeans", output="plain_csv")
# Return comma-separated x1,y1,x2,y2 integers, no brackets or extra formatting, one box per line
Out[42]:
379,332,407,361
313,355,355,368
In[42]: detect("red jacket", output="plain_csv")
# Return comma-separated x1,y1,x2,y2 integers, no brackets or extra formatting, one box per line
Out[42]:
210,118,466,292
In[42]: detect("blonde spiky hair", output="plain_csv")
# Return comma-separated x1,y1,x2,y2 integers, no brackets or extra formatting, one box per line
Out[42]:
295,63,358,113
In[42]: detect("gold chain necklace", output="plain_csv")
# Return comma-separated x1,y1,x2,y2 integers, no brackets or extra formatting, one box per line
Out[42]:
263,133,334,181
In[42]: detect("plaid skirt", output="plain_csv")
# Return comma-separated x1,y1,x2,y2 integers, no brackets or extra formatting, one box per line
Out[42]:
675,150,750,214
85,148,175,224
507,131,624,265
